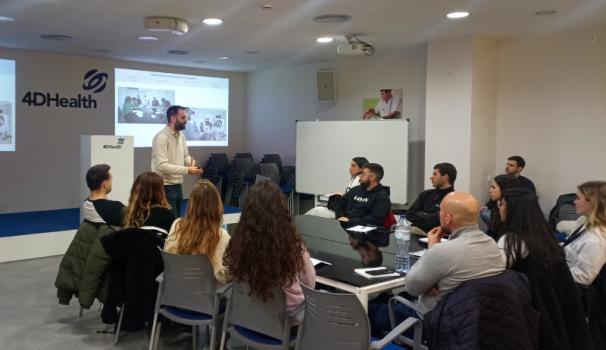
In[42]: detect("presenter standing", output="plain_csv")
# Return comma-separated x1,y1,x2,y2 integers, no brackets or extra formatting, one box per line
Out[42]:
152,105,203,217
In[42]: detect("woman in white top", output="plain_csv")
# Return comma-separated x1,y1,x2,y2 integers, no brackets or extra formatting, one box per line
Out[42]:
305,157,368,218
564,181,606,286
165,179,230,286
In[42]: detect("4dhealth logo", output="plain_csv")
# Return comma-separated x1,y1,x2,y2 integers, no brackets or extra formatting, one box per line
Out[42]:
22,69,108,109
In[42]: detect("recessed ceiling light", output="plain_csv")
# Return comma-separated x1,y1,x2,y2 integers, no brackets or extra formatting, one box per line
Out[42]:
138,35,159,41
217,56,230,60
313,14,351,24
316,37,334,44
261,4,273,10
40,34,73,41
167,49,189,55
0,16,15,23
446,11,469,19
244,50,259,55
535,10,557,16
203,18,223,25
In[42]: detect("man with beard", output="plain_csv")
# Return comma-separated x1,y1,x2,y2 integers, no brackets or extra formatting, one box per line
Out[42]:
406,162,456,232
337,163,391,227
152,105,203,217
368,192,505,334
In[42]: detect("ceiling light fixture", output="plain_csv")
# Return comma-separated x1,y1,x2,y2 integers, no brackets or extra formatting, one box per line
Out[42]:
144,17,188,36
0,16,15,23
535,10,557,16
203,18,223,25
217,56,230,60
446,11,469,19
316,36,334,43
40,34,73,41
138,36,159,41
313,14,351,24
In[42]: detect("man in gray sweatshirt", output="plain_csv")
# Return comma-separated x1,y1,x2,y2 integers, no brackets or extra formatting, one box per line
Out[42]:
369,192,505,334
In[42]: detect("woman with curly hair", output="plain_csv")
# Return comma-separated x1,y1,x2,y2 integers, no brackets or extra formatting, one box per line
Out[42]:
165,180,230,285
123,171,175,234
223,180,315,320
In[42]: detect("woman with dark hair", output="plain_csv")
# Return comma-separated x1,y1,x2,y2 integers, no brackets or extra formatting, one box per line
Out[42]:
165,180,230,285
224,180,315,320
480,174,520,239
305,156,369,218
497,188,594,350
123,171,175,234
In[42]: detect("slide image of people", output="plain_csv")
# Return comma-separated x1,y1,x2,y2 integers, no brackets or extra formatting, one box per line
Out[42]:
117,87,175,124
185,107,227,142
363,88,403,119
0,102,12,144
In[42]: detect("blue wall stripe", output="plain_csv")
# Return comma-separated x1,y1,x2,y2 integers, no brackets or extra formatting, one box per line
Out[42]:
0,201,242,238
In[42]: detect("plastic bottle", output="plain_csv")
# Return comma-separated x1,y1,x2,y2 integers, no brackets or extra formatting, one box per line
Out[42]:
394,216,411,274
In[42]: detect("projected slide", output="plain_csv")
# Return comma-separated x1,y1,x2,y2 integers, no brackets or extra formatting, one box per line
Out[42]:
115,68,229,147
0,59,16,152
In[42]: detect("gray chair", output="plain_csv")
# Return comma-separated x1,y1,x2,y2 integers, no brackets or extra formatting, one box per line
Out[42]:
259,162,281,185
219,282,297,350
149,250,229,350
296,284,425,350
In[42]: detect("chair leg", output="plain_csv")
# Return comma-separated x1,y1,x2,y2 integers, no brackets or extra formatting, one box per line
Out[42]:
79,307,84,318
148,312,160,350
219,331,226,350
114,303,125,344
209,325,216,350
192,326,197,350
154,321,162,350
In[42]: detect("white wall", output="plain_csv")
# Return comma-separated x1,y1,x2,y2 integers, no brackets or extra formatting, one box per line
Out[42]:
496,26,606,211
0,48,246,213
470,38,499,202
425,38,473,193
246,47,428,202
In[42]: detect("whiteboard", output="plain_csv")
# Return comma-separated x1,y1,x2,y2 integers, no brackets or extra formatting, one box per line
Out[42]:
296,120,408,204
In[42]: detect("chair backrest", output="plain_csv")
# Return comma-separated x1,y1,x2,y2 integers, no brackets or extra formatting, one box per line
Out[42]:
159,250,216,315
262,154,283,169
227,281,289,341
235,153,254,161
299,284,370,350
259,162,281,185
209,153,230,172
233,157,256,178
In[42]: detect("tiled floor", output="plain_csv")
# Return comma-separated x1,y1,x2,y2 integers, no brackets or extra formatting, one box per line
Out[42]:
0,256,196,350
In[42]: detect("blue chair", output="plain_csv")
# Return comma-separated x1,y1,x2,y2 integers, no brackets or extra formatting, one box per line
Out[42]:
219,282,297,350
149,250,230,350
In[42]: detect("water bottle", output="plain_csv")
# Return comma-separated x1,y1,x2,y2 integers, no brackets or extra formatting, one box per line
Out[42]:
394,216,411,274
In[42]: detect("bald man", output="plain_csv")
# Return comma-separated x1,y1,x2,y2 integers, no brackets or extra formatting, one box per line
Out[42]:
404,192,505,314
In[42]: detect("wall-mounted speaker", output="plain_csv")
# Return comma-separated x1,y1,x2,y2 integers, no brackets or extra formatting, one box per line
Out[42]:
316,70,336,102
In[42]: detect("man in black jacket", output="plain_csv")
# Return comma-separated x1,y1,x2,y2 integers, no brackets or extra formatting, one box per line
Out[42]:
337,163,391,227
406,162,456,232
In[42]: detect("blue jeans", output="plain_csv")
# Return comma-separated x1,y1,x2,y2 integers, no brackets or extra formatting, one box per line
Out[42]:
368,299,420,336
164,184,183,218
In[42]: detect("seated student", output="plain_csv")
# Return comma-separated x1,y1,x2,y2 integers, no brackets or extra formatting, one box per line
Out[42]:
369,192,505,334
82,164,125,227
224,180,315,321
55,164,125,308
405,163,456,233
564,181,606,286
165,180,230,286
479,174,520,239
505,155,536,193
305,156,368,218
336,163,391,227
122,171,176,235
497,188,594,350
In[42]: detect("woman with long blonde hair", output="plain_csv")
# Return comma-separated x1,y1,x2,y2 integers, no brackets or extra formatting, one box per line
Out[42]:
564,181,606,286
165,179,230,285
123,172,175,234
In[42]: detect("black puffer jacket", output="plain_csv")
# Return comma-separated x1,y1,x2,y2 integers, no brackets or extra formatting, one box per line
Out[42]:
425,270,540,350
100,228,164,331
